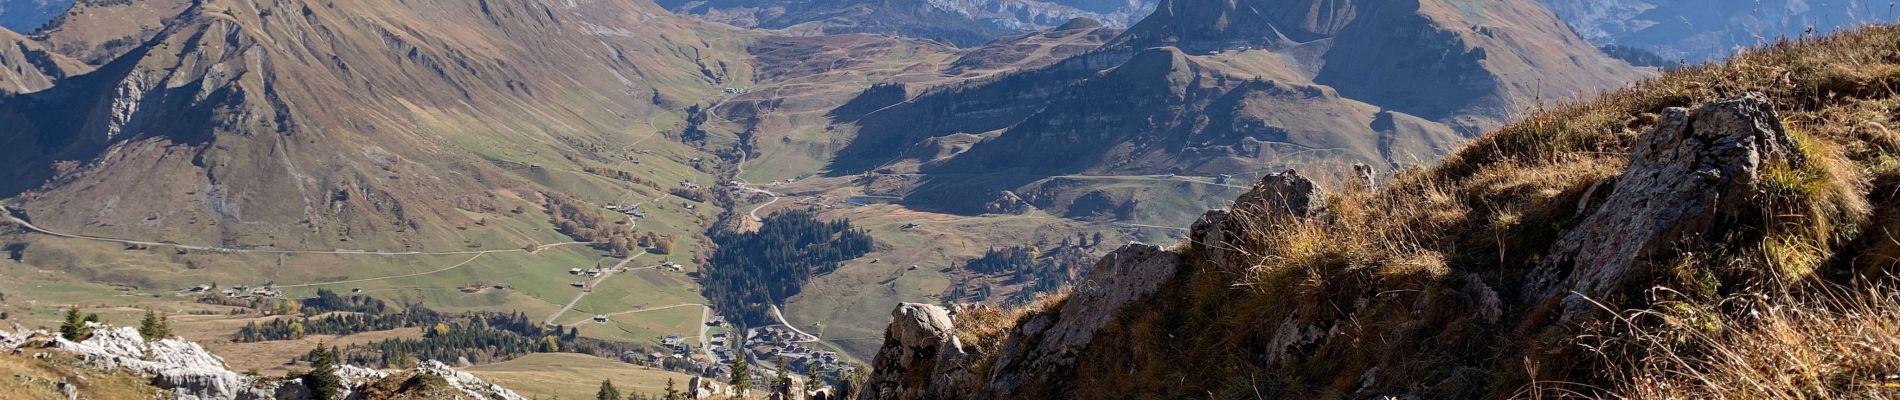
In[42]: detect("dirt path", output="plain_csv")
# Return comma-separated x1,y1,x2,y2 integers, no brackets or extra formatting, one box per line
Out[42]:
544,250,648,325
770,305,820,344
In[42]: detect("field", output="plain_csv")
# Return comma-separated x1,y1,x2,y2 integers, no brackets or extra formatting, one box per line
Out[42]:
465,353,704,399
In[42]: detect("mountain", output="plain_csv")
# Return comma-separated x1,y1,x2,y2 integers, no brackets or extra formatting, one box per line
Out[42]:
28,0,193,64
1540,0,1892,62
0,27,86,93
827,0,1645,214
0,0,751,250
859,23,1900,399
654,0,1156,46
0,0,71,33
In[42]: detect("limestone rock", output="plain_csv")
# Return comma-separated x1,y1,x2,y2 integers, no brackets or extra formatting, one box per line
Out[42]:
1525,93,1799,319
415,360,528,400
859,303,968,400
980,242,1182,397
59,323,271,400
1232,169,1319,219
5,323,527,400
1192,169,1321,271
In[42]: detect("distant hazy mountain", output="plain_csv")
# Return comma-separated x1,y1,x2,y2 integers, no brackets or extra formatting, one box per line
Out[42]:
1540,0,1892,63
654,0,1157,46
825,0,1647,214
0,0,73,32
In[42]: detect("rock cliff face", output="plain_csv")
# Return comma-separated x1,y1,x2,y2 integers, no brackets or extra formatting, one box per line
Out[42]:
1,323,527,400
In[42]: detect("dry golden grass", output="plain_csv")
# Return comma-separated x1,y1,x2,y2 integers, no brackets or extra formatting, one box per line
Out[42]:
1021,24,1900,400
0,350,165,400
1584,283,1900,399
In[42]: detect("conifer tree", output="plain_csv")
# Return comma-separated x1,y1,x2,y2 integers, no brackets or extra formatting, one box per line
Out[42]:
59,308,86,341
596,379,622,400
304,345,343,400
138,309,171,340
663,377,681,400
730,354,750,399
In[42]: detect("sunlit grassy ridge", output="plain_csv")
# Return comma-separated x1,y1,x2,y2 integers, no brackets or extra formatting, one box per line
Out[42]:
961,24,1900,399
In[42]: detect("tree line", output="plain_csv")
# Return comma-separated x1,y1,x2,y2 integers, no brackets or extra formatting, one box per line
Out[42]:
701,211,873,326
546,191,642,257
223,290,659,369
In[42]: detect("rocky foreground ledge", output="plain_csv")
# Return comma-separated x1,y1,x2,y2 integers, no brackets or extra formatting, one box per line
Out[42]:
0,322,525,400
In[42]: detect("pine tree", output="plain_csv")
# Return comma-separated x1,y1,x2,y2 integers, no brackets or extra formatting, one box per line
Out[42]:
137,309,171,340
596,379,622,400
59,308,86,341
304,345,343,400
804,362,821,393
663,377,681,400
730,354,750,399
775,355,792,396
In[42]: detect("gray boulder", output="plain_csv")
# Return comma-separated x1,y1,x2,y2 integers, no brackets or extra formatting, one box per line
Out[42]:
1525,92,1801,320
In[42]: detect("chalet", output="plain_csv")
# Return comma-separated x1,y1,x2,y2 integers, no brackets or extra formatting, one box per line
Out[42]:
568,268,583,275
593,314,609,323
571,281,587,288
188,284,212,293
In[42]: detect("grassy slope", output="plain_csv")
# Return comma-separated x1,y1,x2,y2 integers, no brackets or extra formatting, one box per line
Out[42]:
965,24,1900,399
465,353,704,399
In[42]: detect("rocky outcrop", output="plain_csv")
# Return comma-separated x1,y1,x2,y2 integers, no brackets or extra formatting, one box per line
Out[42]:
863,169,1323,398
860,303,971,400
3,323,528,400
688,375,732,399
55,323,276,400
978,242,1181,397
1525,93,1800,320
1191,169,1318,269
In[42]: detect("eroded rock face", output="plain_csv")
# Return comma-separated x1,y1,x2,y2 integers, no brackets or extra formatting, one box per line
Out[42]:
1525,92,1799,319
863,167,1325,398
860,303,970,400
979,242,1181,397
